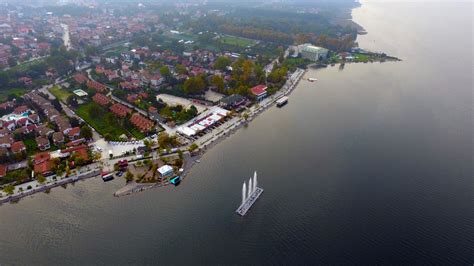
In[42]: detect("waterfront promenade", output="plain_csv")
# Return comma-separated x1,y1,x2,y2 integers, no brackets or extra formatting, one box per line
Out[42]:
0,164,101,205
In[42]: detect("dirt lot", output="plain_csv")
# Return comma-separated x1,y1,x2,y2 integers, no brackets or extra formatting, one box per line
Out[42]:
156,94,207,113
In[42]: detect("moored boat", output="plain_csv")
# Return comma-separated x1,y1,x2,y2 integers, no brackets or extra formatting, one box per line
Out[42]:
170,175,181,186
101,172,114,182
276,96,289,107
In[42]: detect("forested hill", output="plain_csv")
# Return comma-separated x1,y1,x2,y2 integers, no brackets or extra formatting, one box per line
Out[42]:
189,2,359,51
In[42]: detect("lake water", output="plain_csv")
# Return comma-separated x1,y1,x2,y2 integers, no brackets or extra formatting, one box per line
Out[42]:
0,1,472,264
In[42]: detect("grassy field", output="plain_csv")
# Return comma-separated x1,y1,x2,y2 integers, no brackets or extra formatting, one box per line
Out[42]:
76,102,129,140
129,128,146,140
49,85,73,102
219,35,257,47
7,58,45,73
0,88,29,102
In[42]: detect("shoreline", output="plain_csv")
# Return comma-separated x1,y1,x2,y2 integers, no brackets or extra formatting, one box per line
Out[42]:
113,68,306,197
0,168,101,205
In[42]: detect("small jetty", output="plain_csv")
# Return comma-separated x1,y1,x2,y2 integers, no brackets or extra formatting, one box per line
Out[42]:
236,171,263,216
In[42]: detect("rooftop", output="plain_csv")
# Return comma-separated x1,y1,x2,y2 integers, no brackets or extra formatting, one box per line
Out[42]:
250,85,267,96
73,89,88,97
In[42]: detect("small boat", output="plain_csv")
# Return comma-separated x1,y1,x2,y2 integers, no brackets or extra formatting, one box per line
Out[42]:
170,176,181,186
308,78,318,82
276,96,288,107
101,172,114,182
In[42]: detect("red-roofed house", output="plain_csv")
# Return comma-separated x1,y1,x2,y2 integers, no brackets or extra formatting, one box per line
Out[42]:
13,105,30,115
95,65,105,74
73,73,88,84
250,85,268,101
28,113,40,124
130,113,154,132
38,42,51,51
34,152,50,165
66,138,85,147
110,103,132,118
92,93,110,106
10,141,26,153
62,145,89,163
34,160,53,176
87,80,107,93
67,127,81,140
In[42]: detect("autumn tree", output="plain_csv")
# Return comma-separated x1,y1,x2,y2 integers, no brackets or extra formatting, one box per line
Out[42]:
211,75,225,93
183,76,206,94
175,64,187,75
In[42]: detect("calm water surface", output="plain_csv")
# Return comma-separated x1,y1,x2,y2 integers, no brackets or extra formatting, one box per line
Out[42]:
0,1,472,264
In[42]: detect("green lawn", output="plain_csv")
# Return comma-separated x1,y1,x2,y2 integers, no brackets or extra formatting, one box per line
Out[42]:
76,102,129,140
129,128,146,140
220,35,257,47
49,85,73,102
23,138,37,155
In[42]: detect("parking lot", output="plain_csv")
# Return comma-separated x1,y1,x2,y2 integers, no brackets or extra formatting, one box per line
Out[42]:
156,93,207,113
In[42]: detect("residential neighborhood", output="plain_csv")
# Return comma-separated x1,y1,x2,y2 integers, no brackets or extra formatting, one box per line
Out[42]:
0,0,383,202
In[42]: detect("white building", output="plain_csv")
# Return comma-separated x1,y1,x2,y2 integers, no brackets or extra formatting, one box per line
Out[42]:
157,165,174,177
299,44,329,61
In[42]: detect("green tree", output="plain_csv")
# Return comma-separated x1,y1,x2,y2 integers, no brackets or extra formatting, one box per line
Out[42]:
188,143,199,152
183,76,206,94
104,133,113,141
66,95,78,107
125,170,134,182
214,56,232,71
74,157,85,166
242,112,249,120
175,64,187,75
3,184,15,195
37,174,46,184
80,125,93,139
159,66,172,81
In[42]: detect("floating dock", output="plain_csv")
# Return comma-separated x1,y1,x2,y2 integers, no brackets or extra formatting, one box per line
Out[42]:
236,187,264,216
235,171,263,216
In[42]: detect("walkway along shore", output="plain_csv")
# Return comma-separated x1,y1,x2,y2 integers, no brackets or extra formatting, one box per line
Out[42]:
114,68,306,197
0,168,101,205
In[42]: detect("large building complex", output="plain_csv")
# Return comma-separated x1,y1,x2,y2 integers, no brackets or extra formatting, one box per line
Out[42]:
299,44,329,61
